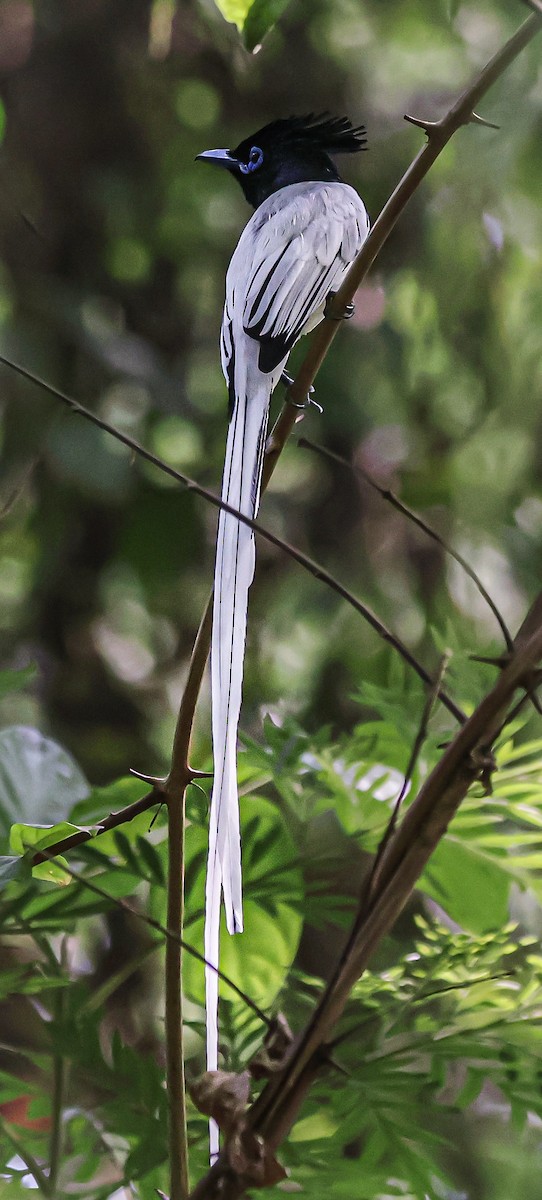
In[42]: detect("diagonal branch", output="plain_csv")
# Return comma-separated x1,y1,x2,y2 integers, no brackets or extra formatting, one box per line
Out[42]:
190,591,542,1198
30,786,160,865
188,7,542,1195
298,437,513,650
367,651,450,902
26,847,271,1026
287,9,542,407
0,355,464,725
8,8,541,1198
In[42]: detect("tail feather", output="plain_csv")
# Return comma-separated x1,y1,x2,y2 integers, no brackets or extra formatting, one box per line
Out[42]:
205,374,272,1127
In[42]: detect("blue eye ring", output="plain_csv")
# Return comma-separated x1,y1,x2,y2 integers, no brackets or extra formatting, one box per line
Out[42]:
239,145,264,174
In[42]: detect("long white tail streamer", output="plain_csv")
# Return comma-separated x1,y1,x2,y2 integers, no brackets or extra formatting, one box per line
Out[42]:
205,375,271,1157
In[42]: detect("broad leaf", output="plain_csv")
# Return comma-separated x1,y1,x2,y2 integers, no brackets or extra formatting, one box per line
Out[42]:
242,0,291,49
212,0,290,47
0,726,90,842
183,795,302,1008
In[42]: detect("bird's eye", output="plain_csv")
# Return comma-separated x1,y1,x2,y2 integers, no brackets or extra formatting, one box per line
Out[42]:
239,145,264,174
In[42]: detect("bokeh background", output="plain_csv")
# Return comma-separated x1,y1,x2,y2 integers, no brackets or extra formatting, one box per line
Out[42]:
1,1,542,1195
2,0,542,780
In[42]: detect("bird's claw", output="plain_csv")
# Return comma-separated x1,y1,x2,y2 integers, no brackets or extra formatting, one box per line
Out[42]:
281,370,314,394
324,292,355,321
281,372,321,412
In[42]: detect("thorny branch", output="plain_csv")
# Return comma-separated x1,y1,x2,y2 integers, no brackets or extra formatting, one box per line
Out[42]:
298,437,514,650
29,848,271,1026
187,9,542,1197
4,6,541,1198
1,352,466,792
367,651,450,902
191,595,542,1198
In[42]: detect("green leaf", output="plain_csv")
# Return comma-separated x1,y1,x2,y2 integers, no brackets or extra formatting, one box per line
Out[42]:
242,0,291,49
114,829,143,875
422,836,510,933
0,965,67,999
0,726,90,843
0,855,29,888
136,835,165,885
31,856,71,886
212,0,252,32
9,821,94,856
212,0,289,46
183,795,302,1008
73,775,151,825
290,1111,340,1142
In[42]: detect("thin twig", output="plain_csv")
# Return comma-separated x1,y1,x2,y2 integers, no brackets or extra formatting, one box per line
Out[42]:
367,651,450,902
162,598,214,1200
286,12,542,410
31,786,160,865
49,939,69,1195
0,354,465,727
298,437,513,651
24,848,271,1026
167,791,189,1200
189,9,542,1192
0,1114,51,1195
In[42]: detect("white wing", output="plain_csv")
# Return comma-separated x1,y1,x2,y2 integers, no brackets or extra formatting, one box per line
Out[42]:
222,181,369,376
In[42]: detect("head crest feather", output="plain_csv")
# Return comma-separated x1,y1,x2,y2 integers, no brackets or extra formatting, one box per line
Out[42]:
234,113,367,159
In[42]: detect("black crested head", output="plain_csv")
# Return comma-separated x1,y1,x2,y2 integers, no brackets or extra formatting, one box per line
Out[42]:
196,113,367,209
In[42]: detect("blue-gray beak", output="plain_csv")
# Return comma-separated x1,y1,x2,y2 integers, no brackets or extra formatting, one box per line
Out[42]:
195,148,239,170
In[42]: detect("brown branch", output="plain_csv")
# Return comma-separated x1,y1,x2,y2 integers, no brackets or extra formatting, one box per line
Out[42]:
166,786,189,1199
367,651,450,904
287,10,542,408
189,590,542,1199
30,786,160,865
10,9,541,1197
161,599,215,1200
187,8,542,1194
25,847,271,1026
0,355,464,728
298,437,513,651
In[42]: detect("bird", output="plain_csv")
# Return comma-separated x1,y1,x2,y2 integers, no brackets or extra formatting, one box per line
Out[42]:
196,114,369,1151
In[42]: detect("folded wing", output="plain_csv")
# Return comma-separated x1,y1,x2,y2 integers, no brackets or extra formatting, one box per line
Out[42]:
228,181,369,374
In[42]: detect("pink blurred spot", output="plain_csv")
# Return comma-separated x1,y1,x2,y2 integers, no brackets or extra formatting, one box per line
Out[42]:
351,283,386,330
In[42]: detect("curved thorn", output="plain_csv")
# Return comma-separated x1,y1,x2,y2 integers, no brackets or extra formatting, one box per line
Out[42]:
129,767,166,788
404,113,442,135
469,110,500,130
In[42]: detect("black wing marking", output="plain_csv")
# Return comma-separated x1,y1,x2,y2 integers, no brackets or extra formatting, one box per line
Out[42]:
237,185,368,374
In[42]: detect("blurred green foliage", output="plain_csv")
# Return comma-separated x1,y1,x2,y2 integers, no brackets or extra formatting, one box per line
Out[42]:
1,0,542,1196
4,679,542,1196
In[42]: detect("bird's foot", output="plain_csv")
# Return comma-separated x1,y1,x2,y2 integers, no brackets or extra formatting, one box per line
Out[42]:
282,370,315,392
281,372,322,412
325,291,355,321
